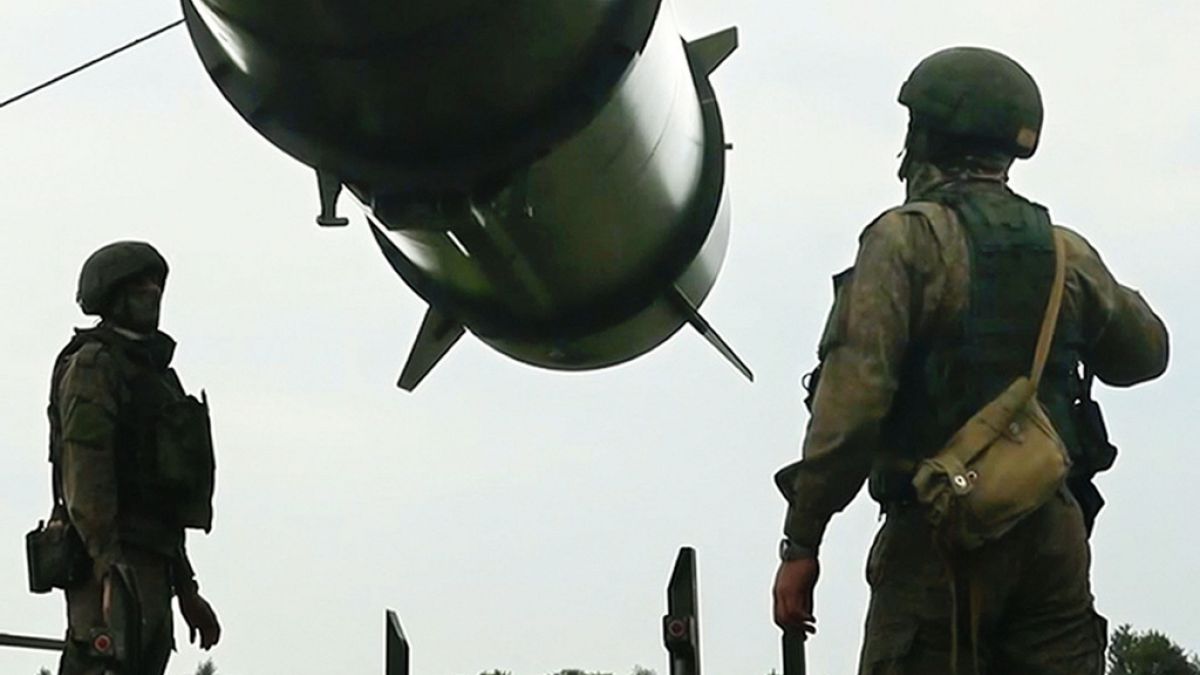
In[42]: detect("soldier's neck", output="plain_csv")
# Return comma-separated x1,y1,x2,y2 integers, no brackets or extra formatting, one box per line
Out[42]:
108,324,154,341
905,160,1011,201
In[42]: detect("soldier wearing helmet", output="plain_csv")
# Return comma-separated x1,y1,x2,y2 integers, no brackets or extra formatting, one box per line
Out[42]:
771,48,1169,673
48,242,221,674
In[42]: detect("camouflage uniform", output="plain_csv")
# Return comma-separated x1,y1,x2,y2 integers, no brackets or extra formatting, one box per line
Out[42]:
775,164,1169,674
53,326,203,675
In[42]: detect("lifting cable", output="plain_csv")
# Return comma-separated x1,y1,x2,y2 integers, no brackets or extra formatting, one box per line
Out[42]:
0,18,185,112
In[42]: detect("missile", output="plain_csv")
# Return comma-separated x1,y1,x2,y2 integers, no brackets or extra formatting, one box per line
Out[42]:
182,0,746,390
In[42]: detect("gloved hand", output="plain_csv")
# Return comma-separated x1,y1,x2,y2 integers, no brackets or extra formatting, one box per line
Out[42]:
178,590,222,650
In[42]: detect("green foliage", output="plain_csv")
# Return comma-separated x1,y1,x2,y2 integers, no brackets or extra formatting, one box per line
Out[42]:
1109,624,1200,675
195,658,218,675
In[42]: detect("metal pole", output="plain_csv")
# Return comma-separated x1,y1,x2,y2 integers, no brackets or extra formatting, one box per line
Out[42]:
782,630,807,675
0,632,66,653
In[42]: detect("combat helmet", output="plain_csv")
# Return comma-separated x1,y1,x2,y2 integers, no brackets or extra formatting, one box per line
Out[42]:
899,46,1043,159
76,241,169,316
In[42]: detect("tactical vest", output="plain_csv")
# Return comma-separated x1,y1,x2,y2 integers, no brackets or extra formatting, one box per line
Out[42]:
869,181,1084,503
49,328,216,545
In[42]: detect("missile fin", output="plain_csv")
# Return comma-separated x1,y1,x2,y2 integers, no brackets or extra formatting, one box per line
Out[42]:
668,286,753,382
685,27,738,76
385,610,410,675
399,307,465,391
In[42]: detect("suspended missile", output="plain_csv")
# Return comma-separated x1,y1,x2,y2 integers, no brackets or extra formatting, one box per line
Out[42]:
182,0,747,390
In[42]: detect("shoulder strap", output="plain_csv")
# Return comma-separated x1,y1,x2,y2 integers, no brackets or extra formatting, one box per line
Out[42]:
894,201,951,224
1029,230,1067,390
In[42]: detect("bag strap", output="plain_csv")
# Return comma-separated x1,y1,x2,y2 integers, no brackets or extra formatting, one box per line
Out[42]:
1029,230,1067,390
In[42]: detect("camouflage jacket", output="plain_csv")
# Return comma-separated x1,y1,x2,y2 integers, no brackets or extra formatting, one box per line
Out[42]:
52,325,199,592
776,172,1170,549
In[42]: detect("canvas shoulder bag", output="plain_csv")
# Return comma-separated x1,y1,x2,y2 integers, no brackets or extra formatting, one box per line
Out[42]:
911,230,1071,549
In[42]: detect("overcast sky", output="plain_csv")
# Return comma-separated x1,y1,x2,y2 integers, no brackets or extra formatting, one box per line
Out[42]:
2,2,1197,674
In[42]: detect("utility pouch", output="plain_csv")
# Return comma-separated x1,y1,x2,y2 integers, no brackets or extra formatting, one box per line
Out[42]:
1072,375,1118,474
154,390,216,531
1067,370,1117,534
911,377,1070,548
25,506,85,594
911,231,1071,549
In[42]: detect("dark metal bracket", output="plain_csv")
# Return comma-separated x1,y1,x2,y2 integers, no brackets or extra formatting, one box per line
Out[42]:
316,170,350,227
663,547,702,675
381,546,804,675
386,610,410,675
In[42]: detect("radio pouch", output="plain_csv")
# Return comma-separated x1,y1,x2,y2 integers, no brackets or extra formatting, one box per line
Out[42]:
26,504,85,594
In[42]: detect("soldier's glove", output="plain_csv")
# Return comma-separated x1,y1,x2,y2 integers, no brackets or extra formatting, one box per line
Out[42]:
179,590,222,650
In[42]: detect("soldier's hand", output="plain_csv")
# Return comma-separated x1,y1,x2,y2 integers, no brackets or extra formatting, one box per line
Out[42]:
773,558,819,634
178,591,222,650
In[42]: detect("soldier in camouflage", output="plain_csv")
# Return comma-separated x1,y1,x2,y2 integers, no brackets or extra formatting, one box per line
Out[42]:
771,48,1169,674
52,242,221,674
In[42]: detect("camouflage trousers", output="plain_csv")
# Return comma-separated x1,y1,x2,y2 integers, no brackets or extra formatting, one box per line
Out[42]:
58,548,175,675
859,488,1108,675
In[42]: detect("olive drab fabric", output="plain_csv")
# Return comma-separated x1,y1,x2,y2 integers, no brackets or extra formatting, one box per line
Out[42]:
57,550,176,675
76,241,168,316
775,45,1168,675
774,164,1169,550
906,212,1073,548
898,47,1043,159
51,327,216,552
50,325,210,675
859,493,1108,675
773,165,1169,674
871,182,1081,508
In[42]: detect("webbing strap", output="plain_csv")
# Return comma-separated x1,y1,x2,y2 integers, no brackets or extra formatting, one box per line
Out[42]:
969,575,984,675
1030,230,1067,390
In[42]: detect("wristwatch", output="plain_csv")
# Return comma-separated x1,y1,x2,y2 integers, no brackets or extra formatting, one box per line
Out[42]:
778,538,818,562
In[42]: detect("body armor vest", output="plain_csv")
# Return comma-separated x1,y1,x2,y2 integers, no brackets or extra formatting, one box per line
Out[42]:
49,328,215,547
869,181,1084,503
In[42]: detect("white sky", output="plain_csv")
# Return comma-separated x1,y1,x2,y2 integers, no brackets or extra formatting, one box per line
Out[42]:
1,1,1197,674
